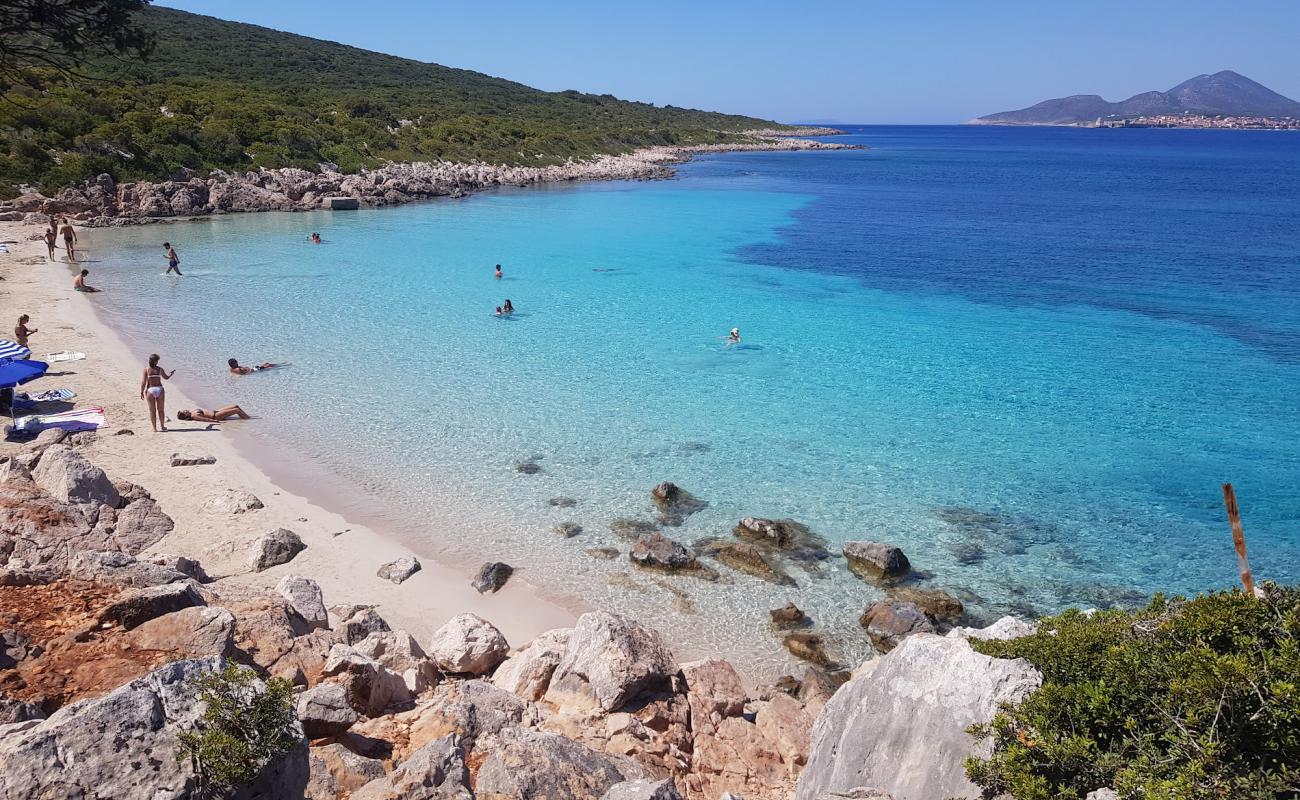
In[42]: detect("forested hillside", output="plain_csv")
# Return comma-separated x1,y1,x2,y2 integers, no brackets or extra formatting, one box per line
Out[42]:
0,5,786,196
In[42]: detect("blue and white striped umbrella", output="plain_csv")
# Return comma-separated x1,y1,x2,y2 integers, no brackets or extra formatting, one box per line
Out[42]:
0,340,31,361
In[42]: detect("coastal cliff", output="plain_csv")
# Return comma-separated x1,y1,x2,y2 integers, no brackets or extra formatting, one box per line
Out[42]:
0,137,857,226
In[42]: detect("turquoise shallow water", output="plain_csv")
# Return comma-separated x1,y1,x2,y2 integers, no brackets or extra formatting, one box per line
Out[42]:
86,126,1299,671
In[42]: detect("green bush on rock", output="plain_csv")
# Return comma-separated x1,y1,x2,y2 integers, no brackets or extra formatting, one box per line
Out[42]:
964,585,1300,799
177,665,300,797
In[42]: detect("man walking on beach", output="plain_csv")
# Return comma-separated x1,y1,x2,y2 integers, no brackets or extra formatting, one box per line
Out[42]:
59,220,77,261
164,242,182,276
44,227,57,261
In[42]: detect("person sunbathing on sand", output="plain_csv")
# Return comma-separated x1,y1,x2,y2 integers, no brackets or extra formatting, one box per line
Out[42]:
74,269,99,292
177,405,251,423
228,358,281,375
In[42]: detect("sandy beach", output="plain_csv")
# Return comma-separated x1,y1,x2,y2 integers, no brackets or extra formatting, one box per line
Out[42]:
0,219,577,648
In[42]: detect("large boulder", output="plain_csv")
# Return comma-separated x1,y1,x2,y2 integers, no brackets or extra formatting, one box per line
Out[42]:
545,611,676,712
470,561,512,593
795,634,1042,800
297,682,358,738
307,742,386,798
354,630,439,693
492,627,571,701
0,658,307,799
275,574,329,631
126,605,237,659
680,659,747,736
67,550,187,588
475,725,642,800
351,734,473,800
888,586,963,623
248,529,305,572
378,556,422,584
428,613,509,675
602,778,685,800
202,489,264,515
337,605,392,645
99,581,205,630
859,600,934,652
629,532,697,572
320,644,413,717
31,444,120,507
841,541,910,582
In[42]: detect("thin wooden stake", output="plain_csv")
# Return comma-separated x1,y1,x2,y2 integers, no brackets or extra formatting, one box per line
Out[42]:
1222,483,1255,597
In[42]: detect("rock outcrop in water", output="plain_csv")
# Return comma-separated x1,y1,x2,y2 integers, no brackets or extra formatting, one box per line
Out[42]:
2,137,860,226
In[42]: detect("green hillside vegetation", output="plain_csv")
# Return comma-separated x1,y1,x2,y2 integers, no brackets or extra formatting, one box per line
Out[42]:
0,5,787,197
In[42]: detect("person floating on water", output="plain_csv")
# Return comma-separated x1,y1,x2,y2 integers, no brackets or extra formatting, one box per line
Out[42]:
728,327,741,343
177,405,252,423
503,299,514,314
494,264,502,279
163,242,182,275
74,269,99,293
228,358,281,375
310,232,321,244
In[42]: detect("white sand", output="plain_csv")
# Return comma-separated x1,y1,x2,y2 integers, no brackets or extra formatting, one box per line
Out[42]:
0,220,577,647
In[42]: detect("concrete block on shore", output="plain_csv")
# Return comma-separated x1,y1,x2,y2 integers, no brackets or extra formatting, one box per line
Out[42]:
325,196,359,210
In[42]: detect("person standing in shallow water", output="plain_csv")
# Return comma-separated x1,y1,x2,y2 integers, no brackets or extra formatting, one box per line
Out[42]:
140,354,175,432
494,264,502,279
164,242,182,275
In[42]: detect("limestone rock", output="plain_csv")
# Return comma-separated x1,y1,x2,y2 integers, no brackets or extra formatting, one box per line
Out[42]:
99,581,205,630
545,611,675,712
0,458,32,485
428,613,509,675
307,742,386,797
602,778,685,800
144,553,210,582
888,586,963,622
321,644,413,716
554,522,583,537
170,452,216,466
127,605,236,659
755,691,814,770
352,734,472,800
31,444,120,507
377,555,422,584
705,539,795,585
471,561,513,593
0,697,45,724
0,658,308,799
249,528,306,572
859,600,934,652
276,574,329,631
1086,790,1119,800
492,627,571,701
733,517,806,549
782,631,834,667
108,497,176,552
946,615,1037,641
202,489,264,514
298,682,359,738
68,550,187,588
651,482,705,526
475,725,641,800
355,630,439,693
770,602,811,629
795,634,1042,800
680,659,747,736
841,541,910,582
337,606,392,645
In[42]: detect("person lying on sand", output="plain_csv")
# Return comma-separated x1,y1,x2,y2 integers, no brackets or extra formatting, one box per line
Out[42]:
176,405,251,423
74,269,99,292
228,358,281,375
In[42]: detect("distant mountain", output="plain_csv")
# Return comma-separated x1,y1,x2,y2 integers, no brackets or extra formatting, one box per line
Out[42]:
973,71,1300,125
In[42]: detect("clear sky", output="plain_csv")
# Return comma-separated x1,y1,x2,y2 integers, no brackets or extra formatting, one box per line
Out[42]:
156,0,1300,124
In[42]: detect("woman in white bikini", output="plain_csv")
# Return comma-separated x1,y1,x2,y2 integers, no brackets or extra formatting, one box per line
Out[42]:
140,353,175,432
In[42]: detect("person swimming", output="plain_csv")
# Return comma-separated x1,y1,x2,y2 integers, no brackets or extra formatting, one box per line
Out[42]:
503,299,514,314
310,232,321,244
728,327,741,343
228,358,280,375
494,264,502,279
177,405,251,423
494,306,503,317
74,269,99,292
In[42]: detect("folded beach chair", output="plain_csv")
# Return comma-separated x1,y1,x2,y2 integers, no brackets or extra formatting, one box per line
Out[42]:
7,407,106,437
44,352,86,363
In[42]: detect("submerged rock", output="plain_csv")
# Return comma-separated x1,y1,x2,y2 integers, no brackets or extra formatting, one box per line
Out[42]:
471,561,514,594
651,481,705,526
516,460,543,475
629,533,697,572
859,599,934,652
554,521,583,537
887,586,964,623
611,517,660,540
549,496,579,508
770,602,812,630
842,541,911,582
734,517,805,549
782,631,834,667
585,546,621,560
703,539,796,586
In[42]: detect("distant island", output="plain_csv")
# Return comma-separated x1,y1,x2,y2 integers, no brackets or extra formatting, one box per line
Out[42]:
971,70,1300,129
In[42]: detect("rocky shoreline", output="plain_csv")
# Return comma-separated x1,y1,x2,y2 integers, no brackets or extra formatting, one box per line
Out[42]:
0,136,859,227
1,435,1050,800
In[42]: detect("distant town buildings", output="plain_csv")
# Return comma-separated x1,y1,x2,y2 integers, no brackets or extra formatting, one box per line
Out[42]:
1095,113,1300,130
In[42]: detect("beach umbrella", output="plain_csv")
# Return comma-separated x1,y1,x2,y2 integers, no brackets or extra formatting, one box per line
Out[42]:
0,340,31,360
0,359,48,426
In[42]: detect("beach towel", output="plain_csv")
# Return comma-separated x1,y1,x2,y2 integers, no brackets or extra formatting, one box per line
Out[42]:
7,407,105,437
43,352,86,363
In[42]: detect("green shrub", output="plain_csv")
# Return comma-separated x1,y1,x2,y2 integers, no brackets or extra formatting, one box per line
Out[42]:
964,585,1300,799
177,665,300,797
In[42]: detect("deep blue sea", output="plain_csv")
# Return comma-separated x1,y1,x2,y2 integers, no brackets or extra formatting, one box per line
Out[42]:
89,125,1300,670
